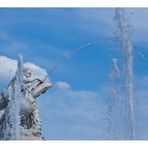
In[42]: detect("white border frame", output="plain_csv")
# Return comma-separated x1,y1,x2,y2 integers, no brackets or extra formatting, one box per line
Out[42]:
0,0,147,7
0,0,148,148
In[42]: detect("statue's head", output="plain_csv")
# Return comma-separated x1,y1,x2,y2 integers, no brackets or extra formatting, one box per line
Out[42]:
23,67,32,78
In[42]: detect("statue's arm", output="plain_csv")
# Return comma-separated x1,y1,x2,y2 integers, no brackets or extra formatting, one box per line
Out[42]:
23,77,43,84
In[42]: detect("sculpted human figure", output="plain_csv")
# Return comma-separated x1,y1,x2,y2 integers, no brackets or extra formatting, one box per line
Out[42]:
0,66,52,140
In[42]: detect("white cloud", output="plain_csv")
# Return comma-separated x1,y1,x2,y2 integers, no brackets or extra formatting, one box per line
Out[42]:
55,81,71,90
38,86,107,139
0,55,48,83
0,56,17,82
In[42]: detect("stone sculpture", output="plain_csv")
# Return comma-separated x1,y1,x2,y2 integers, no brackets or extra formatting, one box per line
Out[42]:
0,55,51,140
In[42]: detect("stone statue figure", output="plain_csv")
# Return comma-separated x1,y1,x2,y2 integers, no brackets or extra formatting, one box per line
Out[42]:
0,64,52,140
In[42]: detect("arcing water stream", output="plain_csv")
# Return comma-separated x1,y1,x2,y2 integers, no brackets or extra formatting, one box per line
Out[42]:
47,39,114,77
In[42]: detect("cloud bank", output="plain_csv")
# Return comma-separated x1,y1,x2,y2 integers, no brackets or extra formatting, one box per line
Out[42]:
0,55,48,83
38,84,107,139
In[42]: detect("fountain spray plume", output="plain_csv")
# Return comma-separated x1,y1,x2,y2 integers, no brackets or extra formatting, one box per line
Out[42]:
115,8,136,139
109,58,120,107
5,54,23,140
14,54,23,139
107,58,120,139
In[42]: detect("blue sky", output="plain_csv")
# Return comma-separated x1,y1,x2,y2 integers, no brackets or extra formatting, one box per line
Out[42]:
0,8,148,139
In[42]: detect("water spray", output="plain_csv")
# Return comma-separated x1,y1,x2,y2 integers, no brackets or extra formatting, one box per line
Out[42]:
115,8,136,140
42,39,115,81
5,54,23,140
107,58,120,139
